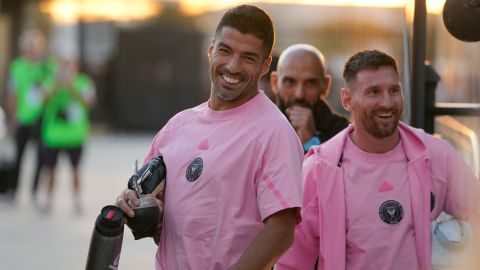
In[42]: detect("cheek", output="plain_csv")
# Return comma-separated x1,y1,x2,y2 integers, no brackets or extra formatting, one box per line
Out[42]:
305,88,320,103
352,99,372,115
208,55,215,68
394,96,404,108
279,86,294,100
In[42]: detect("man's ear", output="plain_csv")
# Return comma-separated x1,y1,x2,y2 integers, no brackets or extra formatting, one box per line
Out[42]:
341,87,352,112
260,56,272,77
207,43,214,59
321,74,332,99
270,71,279,95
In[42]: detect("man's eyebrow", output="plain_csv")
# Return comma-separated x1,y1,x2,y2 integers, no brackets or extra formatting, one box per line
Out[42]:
217,41,261,59
365,85,380,92
306,77,321,83
217,42,231,50
282,75,295,81
242,51,260,59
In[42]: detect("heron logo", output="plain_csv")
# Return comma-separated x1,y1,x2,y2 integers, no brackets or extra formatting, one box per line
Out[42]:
186,157,203,182
379,200,404,224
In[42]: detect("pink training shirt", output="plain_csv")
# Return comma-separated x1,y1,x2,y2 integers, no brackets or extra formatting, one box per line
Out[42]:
343,136,420,270
275,123,480,270
144,91,304,270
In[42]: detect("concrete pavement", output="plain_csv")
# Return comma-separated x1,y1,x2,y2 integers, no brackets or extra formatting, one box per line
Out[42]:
0,132,159,270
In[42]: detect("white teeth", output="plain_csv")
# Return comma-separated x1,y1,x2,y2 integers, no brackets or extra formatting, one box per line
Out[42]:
378,112,393,117
222,74,240,84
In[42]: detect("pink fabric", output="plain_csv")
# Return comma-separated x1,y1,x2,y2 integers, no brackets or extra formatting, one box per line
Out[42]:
275,122,480,270
342,137,420,270
144,92,304,270
198,139,209,150
378,180,394,192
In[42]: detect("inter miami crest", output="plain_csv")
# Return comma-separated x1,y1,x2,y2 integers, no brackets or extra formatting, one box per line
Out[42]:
186,157,203,182
379,200,404,224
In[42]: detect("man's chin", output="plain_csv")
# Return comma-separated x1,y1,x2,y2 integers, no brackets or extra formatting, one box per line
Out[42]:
213,88,238,101
371,123,398,139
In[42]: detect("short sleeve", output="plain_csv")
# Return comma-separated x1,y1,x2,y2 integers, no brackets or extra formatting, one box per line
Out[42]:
256,124,304,222
275,154,321,270
143,129,165,164
442,140,480,220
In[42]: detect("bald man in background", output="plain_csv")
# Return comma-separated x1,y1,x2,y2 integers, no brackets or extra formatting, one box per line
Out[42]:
271,44,348,153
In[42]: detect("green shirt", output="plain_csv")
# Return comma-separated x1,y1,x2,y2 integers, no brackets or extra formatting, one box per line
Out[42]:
42,73,95,148
9,57,53,125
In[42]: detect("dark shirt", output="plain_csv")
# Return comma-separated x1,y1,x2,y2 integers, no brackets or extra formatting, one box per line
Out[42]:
312,99,349,144
278,97,349,153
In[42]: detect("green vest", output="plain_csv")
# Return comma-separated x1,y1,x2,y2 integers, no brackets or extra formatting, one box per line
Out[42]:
41,73,94,148
9,57,53,125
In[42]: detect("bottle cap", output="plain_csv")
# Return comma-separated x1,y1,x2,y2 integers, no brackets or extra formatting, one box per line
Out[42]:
96,205,125,237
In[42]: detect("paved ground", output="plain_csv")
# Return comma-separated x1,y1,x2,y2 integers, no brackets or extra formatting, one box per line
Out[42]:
0,132,159,270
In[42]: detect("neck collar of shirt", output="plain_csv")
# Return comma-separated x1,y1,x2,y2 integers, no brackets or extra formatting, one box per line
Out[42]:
344,134,406,163
202,91,264,121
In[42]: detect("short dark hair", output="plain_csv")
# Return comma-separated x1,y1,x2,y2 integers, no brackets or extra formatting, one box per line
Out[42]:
215,5,275,58
343,49,398,83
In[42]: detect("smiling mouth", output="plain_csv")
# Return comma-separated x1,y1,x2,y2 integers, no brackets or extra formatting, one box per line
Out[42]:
221,73,241,84
377,112,394,119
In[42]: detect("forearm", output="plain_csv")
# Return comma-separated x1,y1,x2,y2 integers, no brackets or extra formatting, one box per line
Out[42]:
229,209,296,270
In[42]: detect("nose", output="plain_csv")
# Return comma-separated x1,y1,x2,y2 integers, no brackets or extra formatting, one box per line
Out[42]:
293,84,305,100
225,55,241,74
379,92,393,108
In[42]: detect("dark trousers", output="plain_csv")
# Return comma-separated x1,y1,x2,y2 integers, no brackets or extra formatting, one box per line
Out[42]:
11,123,43,197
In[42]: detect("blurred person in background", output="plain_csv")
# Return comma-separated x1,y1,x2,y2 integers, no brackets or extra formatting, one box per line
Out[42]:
116,5,303,270
5,28,53,203
275,49,480,270
39,58,96,214
258,54,278,102
271,44,349,153
0,106,12,194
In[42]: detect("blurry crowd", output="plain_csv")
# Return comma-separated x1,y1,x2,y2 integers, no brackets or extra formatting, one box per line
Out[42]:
0,28,96,215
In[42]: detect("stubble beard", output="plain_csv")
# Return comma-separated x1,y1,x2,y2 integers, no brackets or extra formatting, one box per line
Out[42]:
365,110,402,139
212,85,243,102
210,69,255,103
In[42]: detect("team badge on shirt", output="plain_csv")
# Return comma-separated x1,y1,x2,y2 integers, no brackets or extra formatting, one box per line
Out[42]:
186,157,203,182
379,200,404,224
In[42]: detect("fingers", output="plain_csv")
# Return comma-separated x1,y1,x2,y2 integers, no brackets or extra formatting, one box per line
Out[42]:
116,189,140,218
286,107,313,129
286,106,310,123
152,180,166,201
286,106,316,143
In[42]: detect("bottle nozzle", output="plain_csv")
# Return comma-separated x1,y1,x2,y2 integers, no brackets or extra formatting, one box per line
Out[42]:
105,210,116,220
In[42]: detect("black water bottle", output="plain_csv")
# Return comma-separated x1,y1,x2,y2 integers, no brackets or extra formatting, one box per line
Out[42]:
85,205,125,270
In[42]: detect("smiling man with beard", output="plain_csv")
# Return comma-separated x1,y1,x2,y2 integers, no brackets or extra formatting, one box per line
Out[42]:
115,5,304,270
271,44,348,153
275,50,480,270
